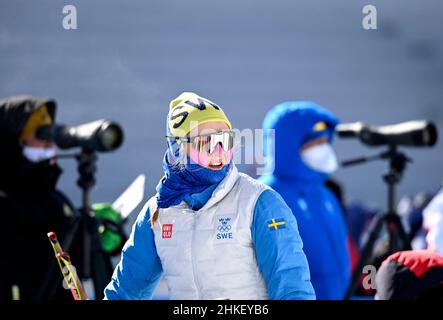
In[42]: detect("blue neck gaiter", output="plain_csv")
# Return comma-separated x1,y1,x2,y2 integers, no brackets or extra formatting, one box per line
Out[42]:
156,151,230,209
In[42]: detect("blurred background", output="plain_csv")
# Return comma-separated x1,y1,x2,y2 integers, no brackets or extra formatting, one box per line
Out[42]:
1,1,442,294
1,0,442,210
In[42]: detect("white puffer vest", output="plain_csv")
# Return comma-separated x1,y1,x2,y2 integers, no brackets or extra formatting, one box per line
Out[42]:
147,165,271,300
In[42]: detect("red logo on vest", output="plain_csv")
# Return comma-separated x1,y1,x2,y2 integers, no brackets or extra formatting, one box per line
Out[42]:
162,224,173,238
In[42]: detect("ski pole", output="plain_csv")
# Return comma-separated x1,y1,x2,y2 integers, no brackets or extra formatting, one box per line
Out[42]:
47,231,88,300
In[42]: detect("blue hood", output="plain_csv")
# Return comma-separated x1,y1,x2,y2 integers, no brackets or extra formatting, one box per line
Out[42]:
263,101,339,182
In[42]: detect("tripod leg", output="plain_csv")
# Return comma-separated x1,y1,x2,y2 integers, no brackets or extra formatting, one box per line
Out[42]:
387,213,411,251
91,248,113,299
84,212,114,299
344,214,385,299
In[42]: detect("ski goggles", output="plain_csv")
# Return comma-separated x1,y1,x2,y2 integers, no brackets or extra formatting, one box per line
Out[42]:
167,130,236,154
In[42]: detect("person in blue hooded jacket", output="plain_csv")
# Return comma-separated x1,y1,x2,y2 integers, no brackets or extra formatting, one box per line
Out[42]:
259,101,350,300
104,92,315,300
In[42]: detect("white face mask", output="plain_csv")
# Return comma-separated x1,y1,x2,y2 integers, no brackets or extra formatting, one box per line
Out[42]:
301,143,338,174
23,146,56,163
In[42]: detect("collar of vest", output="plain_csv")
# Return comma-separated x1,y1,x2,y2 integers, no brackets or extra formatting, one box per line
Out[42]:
194,163,240,212
155,164,240,213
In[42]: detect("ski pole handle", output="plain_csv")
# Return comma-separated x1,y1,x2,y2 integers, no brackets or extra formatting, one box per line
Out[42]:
48,232,63,254
47,231,88,300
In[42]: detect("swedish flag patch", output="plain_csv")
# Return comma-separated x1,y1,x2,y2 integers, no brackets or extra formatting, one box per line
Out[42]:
267,218,286,230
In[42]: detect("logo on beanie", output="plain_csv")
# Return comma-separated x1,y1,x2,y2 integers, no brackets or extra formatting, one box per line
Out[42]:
170,98,220,129
313,121,327,132
168,92,231,137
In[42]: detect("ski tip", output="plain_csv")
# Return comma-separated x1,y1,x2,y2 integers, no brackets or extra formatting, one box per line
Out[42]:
47,231,58,241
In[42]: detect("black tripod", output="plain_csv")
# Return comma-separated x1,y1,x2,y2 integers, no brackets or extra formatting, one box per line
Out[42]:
38,149,113,300
344,145,412,299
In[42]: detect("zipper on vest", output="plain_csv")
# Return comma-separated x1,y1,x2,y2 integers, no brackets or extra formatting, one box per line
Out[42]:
190,211,202,299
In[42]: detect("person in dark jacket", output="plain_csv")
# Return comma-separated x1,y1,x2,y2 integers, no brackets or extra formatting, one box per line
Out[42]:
375,250,443,299
0,95,77,300
259,101,350,299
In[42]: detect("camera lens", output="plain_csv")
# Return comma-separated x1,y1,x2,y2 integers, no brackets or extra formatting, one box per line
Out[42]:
98,122,124,151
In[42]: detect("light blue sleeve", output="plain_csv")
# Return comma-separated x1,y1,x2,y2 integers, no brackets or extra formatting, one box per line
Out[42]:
104,203,163,300
252,189,316,300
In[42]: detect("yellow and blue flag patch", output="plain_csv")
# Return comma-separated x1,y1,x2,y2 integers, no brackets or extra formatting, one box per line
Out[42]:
267,218,286,231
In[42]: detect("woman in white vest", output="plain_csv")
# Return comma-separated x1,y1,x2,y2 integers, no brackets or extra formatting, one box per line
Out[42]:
423,187,443,255
104,92,315,300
